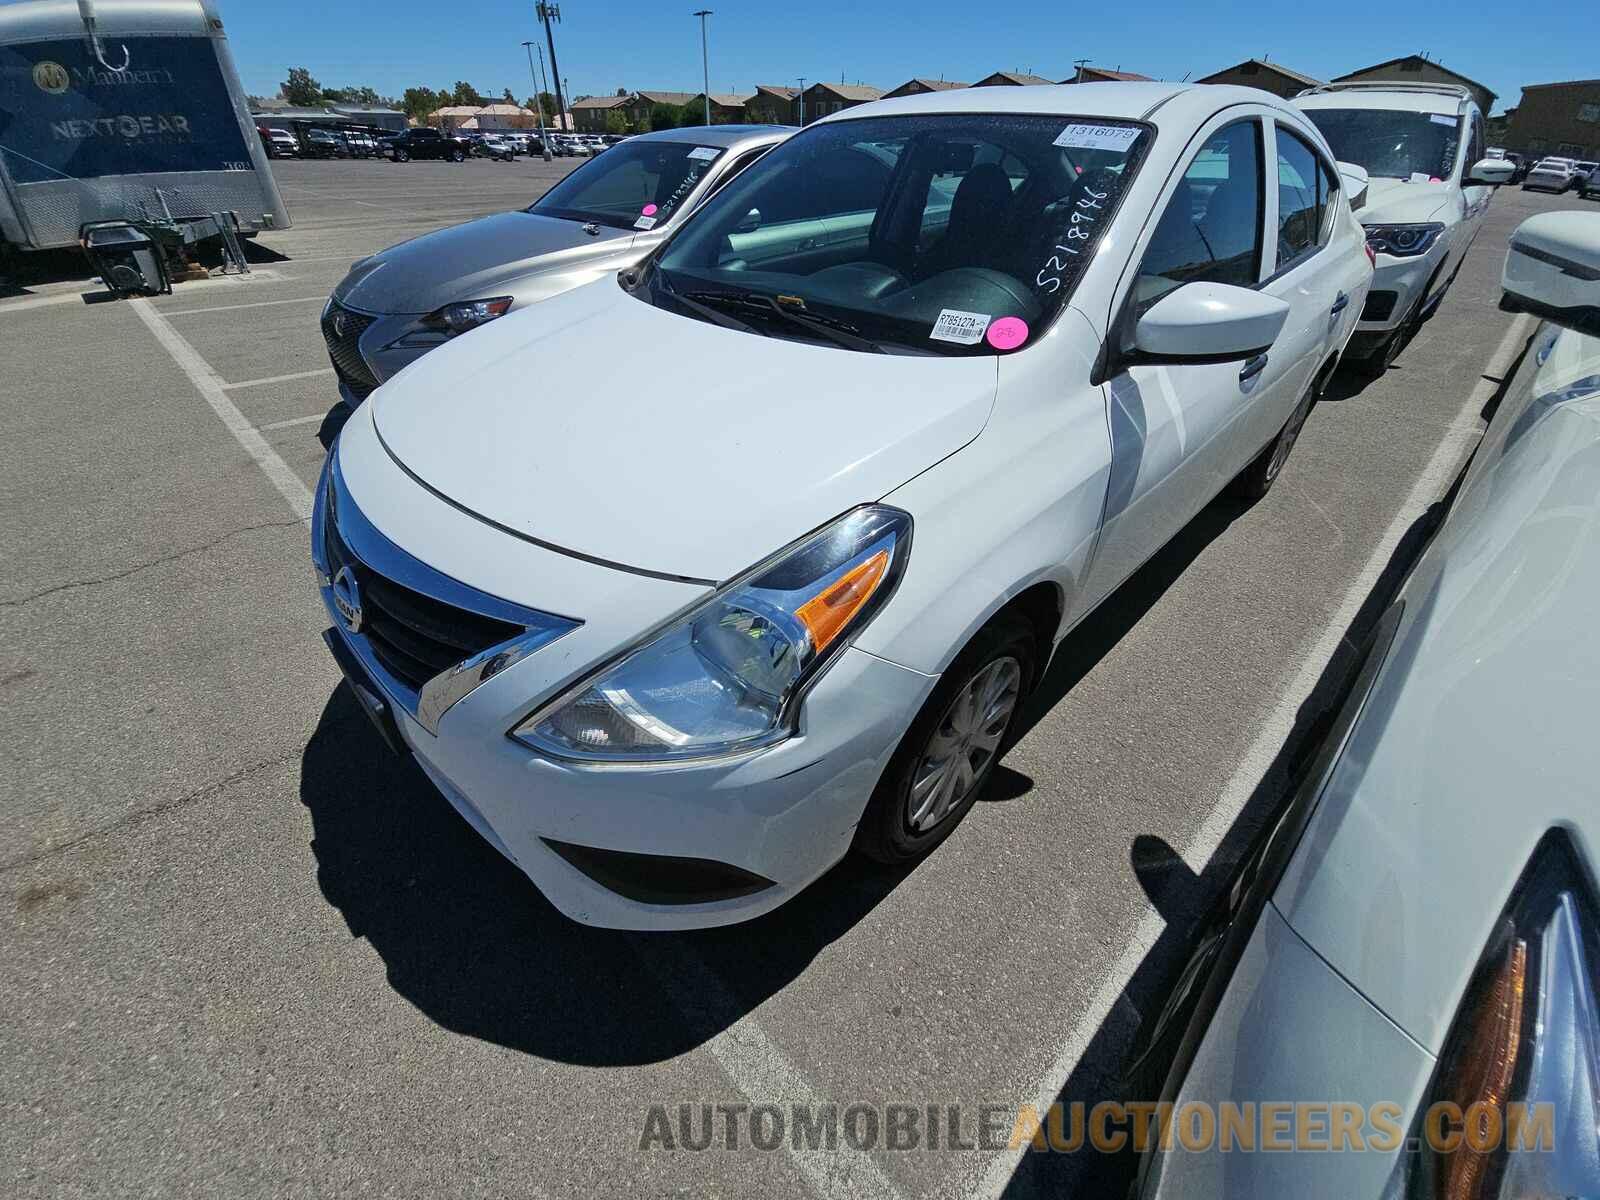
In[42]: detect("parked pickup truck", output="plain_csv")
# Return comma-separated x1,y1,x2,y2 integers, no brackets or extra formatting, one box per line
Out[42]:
379,128,471,163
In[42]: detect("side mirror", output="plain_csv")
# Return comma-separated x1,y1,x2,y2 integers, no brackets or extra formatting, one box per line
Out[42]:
1131,282,1291,365
1465,157,1516,187
735,207,762,233
1336,161,1370,211
1500,212,1600,335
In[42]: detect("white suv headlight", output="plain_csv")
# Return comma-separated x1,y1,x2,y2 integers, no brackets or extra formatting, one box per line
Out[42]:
512,506,911,763
1364,222,1446,257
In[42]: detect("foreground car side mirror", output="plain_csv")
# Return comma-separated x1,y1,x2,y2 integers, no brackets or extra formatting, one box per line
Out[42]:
735,207,762,233
1129,282,1291,365
1500,211,1600,335
1465,157,1517,187
1336,160,1370,211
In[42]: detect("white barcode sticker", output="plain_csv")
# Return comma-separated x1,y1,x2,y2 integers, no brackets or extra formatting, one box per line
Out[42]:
1053,123,1140,152
930,309,991,345
1429,113,1457,126
634,214,657,229
688,146,719,161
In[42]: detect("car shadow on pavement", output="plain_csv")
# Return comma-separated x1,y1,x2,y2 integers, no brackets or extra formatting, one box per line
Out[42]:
299,690,918,1066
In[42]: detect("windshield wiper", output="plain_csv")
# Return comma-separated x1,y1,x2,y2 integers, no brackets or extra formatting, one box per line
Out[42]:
683,289,887,354
656,275,760,334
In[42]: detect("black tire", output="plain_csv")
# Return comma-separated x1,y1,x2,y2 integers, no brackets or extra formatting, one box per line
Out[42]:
449,148,465,163
1229,381,1317,501
854,615,1036,865
393,148,409,162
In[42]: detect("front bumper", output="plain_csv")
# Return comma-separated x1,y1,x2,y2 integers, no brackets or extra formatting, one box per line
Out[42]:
1354,239,1450,338
311,422,935,929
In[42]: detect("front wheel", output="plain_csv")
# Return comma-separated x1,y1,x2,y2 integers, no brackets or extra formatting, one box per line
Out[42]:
393,148,409,162
854,615,1035,865
449,148,465,163
1230,381,1316,501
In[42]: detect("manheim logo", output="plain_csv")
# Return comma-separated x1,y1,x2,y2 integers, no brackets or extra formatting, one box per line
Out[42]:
32,60,70,94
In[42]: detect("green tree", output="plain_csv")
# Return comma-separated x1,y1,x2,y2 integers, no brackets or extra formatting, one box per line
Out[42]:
502,87,517,106
649,103,679,130
604,108,628,135
281,66,322,107
451,80,484,106
401,87,440,122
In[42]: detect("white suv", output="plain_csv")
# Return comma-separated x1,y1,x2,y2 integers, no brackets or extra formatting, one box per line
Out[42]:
1295,82,1513,371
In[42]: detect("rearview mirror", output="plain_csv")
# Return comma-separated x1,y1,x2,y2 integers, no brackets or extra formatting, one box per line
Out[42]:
1336,161,1370,211
1500,212,1600,335
1131,282,1291,365
736,207,762,233
1465,157,1516,187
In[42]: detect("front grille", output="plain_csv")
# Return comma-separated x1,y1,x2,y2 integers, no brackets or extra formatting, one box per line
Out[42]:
325,516,521,692
321,302,380,400
1362,290,1398,322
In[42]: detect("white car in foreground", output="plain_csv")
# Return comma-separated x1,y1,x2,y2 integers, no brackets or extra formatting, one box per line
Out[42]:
1132,212,1600,1198
312,82,1371,929
1295,82,1514,371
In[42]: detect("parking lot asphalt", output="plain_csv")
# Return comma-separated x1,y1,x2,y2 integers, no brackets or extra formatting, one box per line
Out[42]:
2,156,1591,1199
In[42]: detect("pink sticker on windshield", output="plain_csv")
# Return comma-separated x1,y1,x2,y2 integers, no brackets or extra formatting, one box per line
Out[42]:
986,317,1029,350
641,203,658,216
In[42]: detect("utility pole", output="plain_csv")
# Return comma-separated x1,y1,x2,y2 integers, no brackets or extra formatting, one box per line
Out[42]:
536,2,566,136
693,10,712,126
521,40,553,160
796,75,806,126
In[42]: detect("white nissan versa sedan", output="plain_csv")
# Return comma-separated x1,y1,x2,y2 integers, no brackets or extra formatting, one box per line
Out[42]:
312,82,1372,929
1129,212,1600,1199
1294,82,1515,372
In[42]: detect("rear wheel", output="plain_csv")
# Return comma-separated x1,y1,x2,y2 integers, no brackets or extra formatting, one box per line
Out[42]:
449,147,465,163
854,615,1035,865
393,148,409,162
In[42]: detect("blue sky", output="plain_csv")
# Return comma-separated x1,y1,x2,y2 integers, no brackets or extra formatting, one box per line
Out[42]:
223,0,1592,115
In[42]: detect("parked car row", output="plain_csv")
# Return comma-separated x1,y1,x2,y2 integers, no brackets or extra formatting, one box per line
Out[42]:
256,125,385,159
1522,155,1600,194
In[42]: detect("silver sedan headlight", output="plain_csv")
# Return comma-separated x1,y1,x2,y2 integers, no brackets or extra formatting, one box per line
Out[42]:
512,506,911,763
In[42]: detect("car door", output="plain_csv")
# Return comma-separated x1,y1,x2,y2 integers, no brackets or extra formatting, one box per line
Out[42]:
1077,113,1278,610
1452,110,1492,270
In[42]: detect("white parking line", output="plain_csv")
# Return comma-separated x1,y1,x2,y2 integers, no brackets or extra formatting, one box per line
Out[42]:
161,295,325,316
224,367,336,391
967,311,1535,1200
260,412,330,432
129,299,314,522
635,940,908,1200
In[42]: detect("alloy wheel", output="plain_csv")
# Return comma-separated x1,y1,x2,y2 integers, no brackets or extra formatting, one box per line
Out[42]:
906,656,1022,832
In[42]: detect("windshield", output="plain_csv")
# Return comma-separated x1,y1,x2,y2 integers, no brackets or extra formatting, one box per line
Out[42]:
529,140,725,230
1302,108,1461,181
640,113,1150,356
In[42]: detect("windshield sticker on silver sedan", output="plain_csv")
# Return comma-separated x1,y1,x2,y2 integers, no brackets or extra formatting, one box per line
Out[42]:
1053,123,1140,153
688,146,719,161
930,309,991,345
634,214,658,229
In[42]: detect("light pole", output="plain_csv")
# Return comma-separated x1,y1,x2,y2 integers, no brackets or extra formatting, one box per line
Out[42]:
693,10,712,126
536,2,567,137
521,40,553,160
796,76,806,126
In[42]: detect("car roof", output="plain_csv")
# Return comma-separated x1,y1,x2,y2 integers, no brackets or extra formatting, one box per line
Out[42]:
1294,88,1465,117
629,124,791,149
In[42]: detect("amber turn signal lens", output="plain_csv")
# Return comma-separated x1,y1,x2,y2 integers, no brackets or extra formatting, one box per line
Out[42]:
795,550,890,654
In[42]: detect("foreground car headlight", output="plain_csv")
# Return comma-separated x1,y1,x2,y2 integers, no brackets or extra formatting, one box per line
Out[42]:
513,506,911,763
1365,223,1446,257
1403,832,1599,1198
421,296,514,335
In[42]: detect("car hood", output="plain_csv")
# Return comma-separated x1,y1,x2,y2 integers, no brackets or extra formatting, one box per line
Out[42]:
1358,177,1451,225
370,278,999,582
334,212,634,315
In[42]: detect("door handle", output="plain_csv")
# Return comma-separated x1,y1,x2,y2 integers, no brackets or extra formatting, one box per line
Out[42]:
1330,292,1349,316
1239,354,1268,382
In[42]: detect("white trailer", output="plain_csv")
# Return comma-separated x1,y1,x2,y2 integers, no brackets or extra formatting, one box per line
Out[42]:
0,0,290,255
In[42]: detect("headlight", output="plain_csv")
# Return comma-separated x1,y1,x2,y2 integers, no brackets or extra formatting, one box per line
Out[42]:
1403,833,1598,1198
1364,223,1446,257
512,505,911,763
420,296,513,335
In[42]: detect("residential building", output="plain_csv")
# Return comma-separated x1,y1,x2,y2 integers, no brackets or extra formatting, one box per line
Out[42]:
883,78,968,99
1196,58,1322,99
745,84,799,125
972,71,1054,88
800,82,884,124
572,94,629,133
1066,66,1151,83
624,90,699,129
430,103,540,132
685,92,753,124
1333,55,1496,116
1501,80,1600,159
